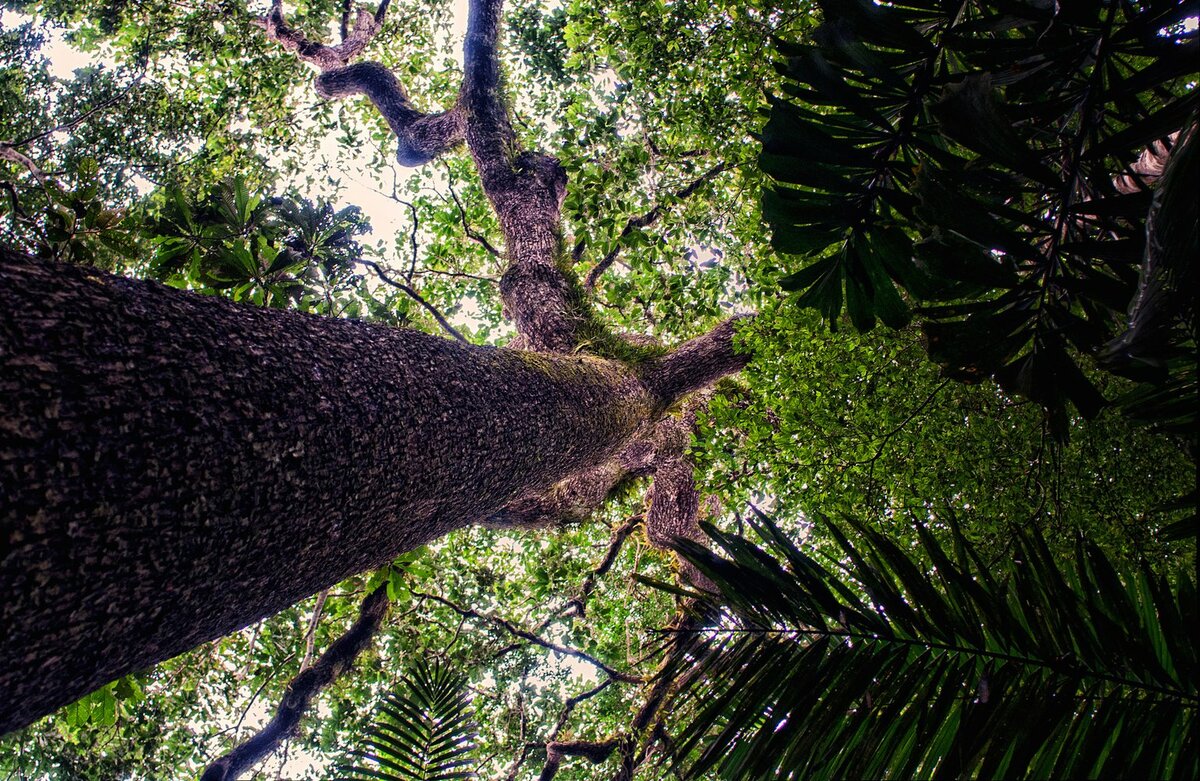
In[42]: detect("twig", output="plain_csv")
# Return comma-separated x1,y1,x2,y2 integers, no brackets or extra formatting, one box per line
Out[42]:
537,515,641,632
357,258,468,342
444,164,501,257
200,585,391,781
8,78,143,152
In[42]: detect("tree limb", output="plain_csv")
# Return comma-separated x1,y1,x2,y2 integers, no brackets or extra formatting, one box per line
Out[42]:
200,585,391,781
297,588,330,673
639,316,752,407
463,0,580,353
415,590,644,684
583,162,726,291
257,0,464,166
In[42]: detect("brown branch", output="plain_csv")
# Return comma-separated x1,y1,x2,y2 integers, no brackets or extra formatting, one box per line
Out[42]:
357,258,468,342
505,678,614,781
0,144,47,184
583,162,726,291
612,607,708,781
565,516,640,620
444,165,501,257
639,316,752,407
258,0,464,167
200,586,391,781
297,589,330,673
540,738,620,781
415,590,644,684
463,0,579,353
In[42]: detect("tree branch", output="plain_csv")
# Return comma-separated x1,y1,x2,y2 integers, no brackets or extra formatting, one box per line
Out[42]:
463,0,579,353
200,586,391,781
583,162,726,291
415,590,644,684
356,258,468,342
257,0,464,166
639,316,752,407
444,165,501,257
297,588,330,673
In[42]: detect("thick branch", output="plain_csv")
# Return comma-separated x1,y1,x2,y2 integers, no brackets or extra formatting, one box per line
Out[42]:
539,738,620,781
200,586,390,781
0,143,47,183
639,316,751,406
463,0,578,352
642,397,717,593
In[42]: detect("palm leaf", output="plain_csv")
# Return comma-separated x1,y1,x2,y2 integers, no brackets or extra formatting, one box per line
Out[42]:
761,0,1199,439
337,660,478,781
658,513,1198,780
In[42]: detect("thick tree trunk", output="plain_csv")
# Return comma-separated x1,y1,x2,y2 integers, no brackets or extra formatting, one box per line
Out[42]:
0,252,659,734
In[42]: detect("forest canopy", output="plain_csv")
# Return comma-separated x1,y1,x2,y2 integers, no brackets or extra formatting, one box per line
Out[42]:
0,0,1195,778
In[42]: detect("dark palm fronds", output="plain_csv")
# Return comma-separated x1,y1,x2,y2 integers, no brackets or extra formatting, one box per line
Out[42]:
337,660,478,781
760,0,1198,439
659,510,1198,780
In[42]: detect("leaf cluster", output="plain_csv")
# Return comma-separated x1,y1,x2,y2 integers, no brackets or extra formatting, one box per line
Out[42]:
338,660,478,781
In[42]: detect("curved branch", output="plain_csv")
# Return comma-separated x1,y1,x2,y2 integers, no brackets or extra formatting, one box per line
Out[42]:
417,590,644,684
463,0,580,353
258,0,464,167
200,586,391,781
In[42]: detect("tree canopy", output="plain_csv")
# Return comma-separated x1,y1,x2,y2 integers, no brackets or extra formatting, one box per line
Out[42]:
0,0,1194,778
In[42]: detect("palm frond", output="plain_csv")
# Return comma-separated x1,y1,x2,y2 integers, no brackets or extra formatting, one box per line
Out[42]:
337,660,478,781
762,0,1199,438
660,510,1198,780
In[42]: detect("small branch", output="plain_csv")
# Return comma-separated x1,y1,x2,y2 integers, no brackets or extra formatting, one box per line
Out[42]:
559,515,641,622
444,165,501,257
200,585,391,781
506,678,614,781
584,163,726,291
8,79,143,153
0,144,47,184
339,0,352,41
415,590,644,684
357,258,468,342
298,589,330,673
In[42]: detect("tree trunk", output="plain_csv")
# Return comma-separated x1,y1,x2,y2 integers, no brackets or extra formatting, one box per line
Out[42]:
0,252,659,734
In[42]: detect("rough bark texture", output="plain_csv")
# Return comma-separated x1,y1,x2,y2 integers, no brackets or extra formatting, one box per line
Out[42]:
0,0,754,747
461,0,581,353
0,252,658,734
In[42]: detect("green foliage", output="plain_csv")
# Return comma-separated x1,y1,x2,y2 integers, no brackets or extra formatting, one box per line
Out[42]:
761,0,1198,436
338,660,478,781
662,510,1198,780
144,177,380,313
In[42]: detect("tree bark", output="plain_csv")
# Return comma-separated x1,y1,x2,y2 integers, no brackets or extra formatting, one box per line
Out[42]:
0,252,658,735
